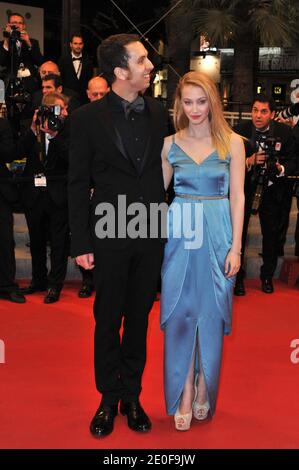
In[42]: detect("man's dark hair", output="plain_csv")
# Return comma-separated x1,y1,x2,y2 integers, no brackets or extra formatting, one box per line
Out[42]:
97,33,140,85
70,33,83,42
251,94,276,112
43,73,62,89
8,12,25,24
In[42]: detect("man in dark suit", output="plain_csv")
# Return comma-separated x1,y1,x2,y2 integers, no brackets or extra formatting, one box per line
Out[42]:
19,92,70,304
0,12,43,95
0,117,26,303
234,95,296,295
69,34,167,437
59,33,94,105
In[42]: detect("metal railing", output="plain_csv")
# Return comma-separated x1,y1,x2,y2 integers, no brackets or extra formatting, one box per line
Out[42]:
223,111,252,126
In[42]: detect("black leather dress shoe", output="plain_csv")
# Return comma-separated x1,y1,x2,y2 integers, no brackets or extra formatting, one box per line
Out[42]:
78,284,94,298
90,404,118,438
20,284,47,295
234,280,246,296
44,288,61,304
261,278,274,294
0,290,26,303
120,400,152,433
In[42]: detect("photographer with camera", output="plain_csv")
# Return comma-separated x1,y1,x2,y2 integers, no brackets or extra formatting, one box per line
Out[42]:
18,92,70,304
234,95,296,295
0,13,43,92
0,13,43,135
31,73,81,116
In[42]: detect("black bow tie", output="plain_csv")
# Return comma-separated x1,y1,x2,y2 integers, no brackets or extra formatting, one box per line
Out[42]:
122,96,145,119
72,57,82,61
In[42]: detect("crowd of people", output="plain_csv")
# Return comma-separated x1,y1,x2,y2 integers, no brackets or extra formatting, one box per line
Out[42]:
0,14,299,436
0,12,110,304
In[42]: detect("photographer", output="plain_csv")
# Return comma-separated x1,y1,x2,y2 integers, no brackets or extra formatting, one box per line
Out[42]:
18,92,70,304
31,73,81,115
0,12,43,93
234,94,296,295
0,13,43,135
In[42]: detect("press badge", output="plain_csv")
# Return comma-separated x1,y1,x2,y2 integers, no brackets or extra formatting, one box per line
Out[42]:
34,173,47,187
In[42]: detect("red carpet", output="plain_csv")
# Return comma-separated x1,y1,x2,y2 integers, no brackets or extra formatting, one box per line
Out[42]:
0,280,298,449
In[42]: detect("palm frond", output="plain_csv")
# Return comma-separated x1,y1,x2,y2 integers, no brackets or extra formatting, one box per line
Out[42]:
250,7,297,46
192,8,237,47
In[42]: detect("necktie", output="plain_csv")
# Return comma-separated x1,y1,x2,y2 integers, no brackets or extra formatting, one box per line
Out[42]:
72,57,82,61
122,96,145,119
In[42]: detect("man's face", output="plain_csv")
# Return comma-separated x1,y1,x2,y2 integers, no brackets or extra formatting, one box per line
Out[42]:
40,63,60,80
87,79,109,102
9,15,25,32
42,80,61,96
70,37,84,55
252,101,275,130
121,41,154,92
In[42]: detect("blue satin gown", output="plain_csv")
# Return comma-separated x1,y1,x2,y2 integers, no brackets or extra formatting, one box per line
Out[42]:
160,137,235,416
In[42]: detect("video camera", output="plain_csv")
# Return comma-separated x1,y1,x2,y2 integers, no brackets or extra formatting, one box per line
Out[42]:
3,25,21,42
251,135,281,214
36,105,63,132
5,78,31,123
6,78,31,105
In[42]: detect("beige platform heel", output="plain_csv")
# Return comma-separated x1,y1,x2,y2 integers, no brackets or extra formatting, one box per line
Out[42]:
192,400,210,420
174,408,193,431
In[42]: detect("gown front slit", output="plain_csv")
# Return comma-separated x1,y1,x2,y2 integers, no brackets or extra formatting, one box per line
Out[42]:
161,136,235,416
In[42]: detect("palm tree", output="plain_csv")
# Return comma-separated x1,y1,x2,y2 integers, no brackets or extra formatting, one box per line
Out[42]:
166,0,298,109
165,0,194,108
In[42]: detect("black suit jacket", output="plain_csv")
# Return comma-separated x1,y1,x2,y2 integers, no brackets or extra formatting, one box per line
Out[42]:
59,52,93,104
68,94,167,257
0,38,43,93
0,118,18,203
18,122,69,209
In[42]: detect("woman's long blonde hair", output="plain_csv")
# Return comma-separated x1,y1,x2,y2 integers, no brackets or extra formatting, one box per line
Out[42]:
173,71,232,159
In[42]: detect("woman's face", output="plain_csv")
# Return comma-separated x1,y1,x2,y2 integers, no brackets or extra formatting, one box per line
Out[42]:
181,84,210,126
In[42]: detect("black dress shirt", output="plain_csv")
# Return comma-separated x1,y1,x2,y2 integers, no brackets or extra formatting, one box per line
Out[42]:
108,90,150,174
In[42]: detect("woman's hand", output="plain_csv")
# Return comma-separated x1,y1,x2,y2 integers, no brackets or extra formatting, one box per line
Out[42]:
225,250,241,278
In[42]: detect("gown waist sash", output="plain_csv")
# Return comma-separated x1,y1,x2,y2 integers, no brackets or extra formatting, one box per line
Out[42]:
175,193,228,200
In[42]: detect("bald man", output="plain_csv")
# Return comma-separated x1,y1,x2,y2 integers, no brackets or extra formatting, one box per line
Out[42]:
86,76,109,102
39,61,60,80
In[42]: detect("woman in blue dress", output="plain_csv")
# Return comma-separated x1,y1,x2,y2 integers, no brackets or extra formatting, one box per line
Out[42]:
160,71,245,431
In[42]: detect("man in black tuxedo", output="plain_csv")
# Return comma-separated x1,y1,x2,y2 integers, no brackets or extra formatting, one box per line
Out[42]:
234,95,296,295
59,33,94,105
19,92,70,304
0,12,43,94
69,34,167,437
0,117,26,303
